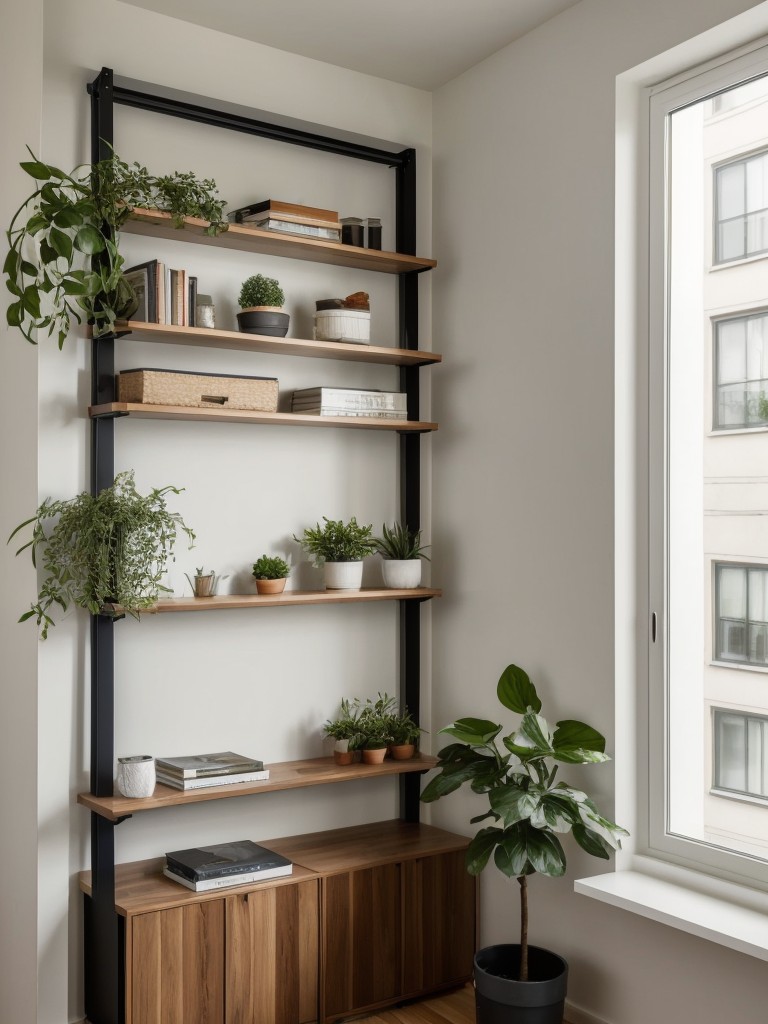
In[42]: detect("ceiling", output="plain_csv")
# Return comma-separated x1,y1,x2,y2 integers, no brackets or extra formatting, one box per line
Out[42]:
118,0,582,91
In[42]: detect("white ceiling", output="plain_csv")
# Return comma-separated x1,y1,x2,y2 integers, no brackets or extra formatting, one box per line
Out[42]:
118,0,582,90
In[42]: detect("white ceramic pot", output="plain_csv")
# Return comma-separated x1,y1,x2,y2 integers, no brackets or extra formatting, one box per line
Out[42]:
381,559,422,589
324,560,364,589
116,755,156,798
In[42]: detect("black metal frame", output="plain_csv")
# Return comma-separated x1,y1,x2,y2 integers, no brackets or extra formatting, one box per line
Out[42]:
84,65,430,1022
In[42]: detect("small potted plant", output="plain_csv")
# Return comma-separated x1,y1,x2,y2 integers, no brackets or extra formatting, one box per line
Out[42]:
323,698,364,765
237,273,289,336
387,708,422,760
375,522,430,589
184,566,223,598
251,554,291,595
295,516,377,590
358,693,397,764
421,664,628,1024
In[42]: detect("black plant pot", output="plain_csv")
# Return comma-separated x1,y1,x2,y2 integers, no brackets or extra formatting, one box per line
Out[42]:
236,308,290,337
474,945,568,1024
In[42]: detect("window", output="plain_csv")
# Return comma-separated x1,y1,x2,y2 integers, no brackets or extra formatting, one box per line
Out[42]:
714,709,768,800
714,148,768,263
715,564,768,665
714,313,768,429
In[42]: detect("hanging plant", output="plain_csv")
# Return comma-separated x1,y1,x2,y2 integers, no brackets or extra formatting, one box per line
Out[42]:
4,149,228,348
8,470,195,639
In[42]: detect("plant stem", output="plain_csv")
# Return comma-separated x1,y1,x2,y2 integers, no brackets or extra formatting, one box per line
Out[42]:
518,874,528,981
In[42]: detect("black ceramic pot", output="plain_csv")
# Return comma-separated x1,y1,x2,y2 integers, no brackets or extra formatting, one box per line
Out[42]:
474,944,568,1024
236,308,290,337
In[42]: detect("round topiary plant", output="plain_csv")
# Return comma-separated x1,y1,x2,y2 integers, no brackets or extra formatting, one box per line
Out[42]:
238,274,284,310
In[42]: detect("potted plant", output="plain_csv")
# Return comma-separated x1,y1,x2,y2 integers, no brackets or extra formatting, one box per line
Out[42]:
294,516,377,590
388,708,422,760
236,274,289,336
421,664,628,1024
252,554,291,595
323,698,364,765
4,150,227,347
358,692,397,764
375,522,430,589
184,566,223,598
9,470,195,638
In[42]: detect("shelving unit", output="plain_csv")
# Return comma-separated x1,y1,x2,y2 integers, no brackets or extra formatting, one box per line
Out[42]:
82,67,470,1024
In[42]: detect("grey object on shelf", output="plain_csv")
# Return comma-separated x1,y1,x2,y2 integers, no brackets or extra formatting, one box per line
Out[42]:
116,755,156,798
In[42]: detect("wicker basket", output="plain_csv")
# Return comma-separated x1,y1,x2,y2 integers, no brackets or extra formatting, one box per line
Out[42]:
118,368,279,412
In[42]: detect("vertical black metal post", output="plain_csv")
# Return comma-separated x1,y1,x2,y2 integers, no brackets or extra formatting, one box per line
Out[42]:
85,66,122,1024
396,149,423,823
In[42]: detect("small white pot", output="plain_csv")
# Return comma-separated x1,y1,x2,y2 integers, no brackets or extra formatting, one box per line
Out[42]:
324,560,364,590
116,755,156,798
381,559,422,589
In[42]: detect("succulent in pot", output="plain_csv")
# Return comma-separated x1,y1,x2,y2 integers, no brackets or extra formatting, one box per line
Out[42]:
421,664,628,1024
252,554,291,595
375,521,430,589
236,273,289,336
294,516,376,590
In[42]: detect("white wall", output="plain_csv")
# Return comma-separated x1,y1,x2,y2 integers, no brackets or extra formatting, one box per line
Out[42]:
3,2,434,1021
431,1,768,1023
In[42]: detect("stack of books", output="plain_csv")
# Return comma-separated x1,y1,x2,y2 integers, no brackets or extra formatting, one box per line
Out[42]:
291,387,407,419
228,200,341,241
123,260,198,327
155,751,269,791
164,839,293,892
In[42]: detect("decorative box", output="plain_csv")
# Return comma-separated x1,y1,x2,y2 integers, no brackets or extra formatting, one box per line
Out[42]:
118,368,279,412
313,308,371,344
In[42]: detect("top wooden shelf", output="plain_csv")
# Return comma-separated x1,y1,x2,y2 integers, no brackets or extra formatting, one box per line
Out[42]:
121,209,437,275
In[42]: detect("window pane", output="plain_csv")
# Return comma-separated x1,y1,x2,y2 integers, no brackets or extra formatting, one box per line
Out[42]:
717,162,745,219
746,718,764,794
717,319,746,383
744,380,768,424
746,207,768,254
717,714,746,790
716,383,748,425
719,566,746,618
717,218,745,260
745,316,768,378
746,152,768,213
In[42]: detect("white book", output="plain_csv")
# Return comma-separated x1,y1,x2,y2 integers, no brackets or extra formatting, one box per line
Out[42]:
163,864,292,892
156,768,270,790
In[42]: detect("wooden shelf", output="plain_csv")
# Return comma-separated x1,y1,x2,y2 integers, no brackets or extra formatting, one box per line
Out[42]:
111,321,442,368
78,821,466,915
78,755,439,821
121,208,437,275
89,401,437,432
121,587,440,615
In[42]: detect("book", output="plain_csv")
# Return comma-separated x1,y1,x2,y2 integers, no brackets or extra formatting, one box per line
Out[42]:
165,839,293,882
188,275,197,328
123,260,161,323
247,217,341,241
229,199,338,224
291,388,407,411
169,268,187,326
156,768,270,790
163,863,291,892
241,210,341,230
291,408,404,419
156,751,265,777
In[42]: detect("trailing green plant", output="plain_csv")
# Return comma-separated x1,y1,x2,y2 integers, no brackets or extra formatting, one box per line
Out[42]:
375,522,431,561
4,149,227,347
238,274,284,309
8,470,195,639
252,554,291,580
294,516,376,564
421,664,628,982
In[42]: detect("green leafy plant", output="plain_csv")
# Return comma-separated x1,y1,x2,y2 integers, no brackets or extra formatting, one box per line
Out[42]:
421,664,627,982
388,708,422,746
4,149,227,347
375,522,431,561
252,554,291,580
238,274,284,309
357,692,397,748
323,697,364,750
294,516,376,564
8,470,195,639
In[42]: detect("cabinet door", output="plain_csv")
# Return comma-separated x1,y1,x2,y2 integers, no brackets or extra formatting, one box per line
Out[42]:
322,864,401,1020
130,900,225,1024
402,851,476,995
226,879,319,1024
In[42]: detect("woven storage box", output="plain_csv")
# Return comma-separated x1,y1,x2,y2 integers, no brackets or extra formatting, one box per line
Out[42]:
118,368,278,412
313,308,370,344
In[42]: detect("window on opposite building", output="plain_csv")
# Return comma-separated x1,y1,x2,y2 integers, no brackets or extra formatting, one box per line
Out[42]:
714,708,768,800
715,563,768,666
714,148,768,263
713,312,768,429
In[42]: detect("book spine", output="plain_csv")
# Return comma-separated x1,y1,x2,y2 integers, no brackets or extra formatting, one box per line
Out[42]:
156,769,270,789
188,275,197,328
293,395,406,410
156,761,265,778
251,219,341,240
164,865,292,891
293,409,404,419
243,212,341,230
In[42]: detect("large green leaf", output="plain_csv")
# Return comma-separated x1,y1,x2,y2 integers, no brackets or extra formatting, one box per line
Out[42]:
53,206,83,229
572,823,612,859
49,227,73,261
6,301,23,327
489,786,539,826
530,795,575,833
516,711,553,751
466,827,503,875
3,248,18,277
441,718,502,746
494,826,530,877
20,160,51,180
497,664,541,714
526,830,566,877
74,224,105,255
22,286,41,318
552,746,610,764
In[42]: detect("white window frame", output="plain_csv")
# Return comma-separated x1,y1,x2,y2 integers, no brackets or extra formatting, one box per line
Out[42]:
713,147,768,264
712,311,768,431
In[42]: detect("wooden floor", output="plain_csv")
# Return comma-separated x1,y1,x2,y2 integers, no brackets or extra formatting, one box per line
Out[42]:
354,985,475,1024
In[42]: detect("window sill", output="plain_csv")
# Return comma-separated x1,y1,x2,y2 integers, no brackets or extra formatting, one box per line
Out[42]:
574,856,768,961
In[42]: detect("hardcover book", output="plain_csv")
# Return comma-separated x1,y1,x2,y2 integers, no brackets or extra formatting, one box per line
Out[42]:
156,768,270,790
165,840,292,882
163,863,291,892
155,751,265,778
228,199,338,224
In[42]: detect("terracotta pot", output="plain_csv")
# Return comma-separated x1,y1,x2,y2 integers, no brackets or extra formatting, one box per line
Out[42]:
390,743,415,761
362,747,387,765
255,577,287,595
333,750,354,766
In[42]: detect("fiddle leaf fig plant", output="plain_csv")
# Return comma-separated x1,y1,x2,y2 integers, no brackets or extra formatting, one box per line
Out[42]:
421,664,628,982
5,149,227,347
8,470,195,639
